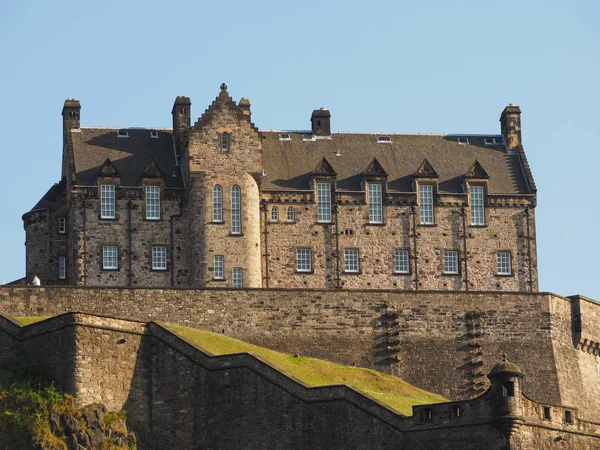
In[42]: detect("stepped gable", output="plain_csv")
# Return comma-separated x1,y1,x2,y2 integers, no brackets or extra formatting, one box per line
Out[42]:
70,127,182,188
192,83,258,132
259,132,528,194
465,160,490,179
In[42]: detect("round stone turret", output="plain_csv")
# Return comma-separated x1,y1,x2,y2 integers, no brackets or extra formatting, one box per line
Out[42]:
488,354,525,438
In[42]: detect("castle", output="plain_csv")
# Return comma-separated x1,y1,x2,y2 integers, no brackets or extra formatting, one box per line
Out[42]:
23,84,537,292
5,86,600,449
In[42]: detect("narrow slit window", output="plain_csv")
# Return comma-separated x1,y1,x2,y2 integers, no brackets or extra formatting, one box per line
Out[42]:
231,186,241,234
221,133,230,152
58,217,66,234
470,185,485,225
213,185,223,222
368,183,383,224
58,256,66,280
214,256,224,280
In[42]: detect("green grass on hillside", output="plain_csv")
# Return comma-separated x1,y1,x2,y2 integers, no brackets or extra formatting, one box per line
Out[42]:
15,316,51,325
166,324,447,416
13,317,447,415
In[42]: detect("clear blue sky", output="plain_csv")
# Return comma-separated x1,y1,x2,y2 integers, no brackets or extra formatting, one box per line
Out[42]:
1,1,598,299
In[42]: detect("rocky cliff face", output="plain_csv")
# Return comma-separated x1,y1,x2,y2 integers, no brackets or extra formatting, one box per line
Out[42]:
42,403,136,450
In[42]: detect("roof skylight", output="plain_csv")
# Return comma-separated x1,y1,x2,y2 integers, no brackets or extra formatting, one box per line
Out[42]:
377,136,392,143
117,130,129,138
279,133,291,141
150,131,159,139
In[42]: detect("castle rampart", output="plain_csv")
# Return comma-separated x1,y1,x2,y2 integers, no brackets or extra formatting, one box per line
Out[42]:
0,311,598,449
1,286,598,423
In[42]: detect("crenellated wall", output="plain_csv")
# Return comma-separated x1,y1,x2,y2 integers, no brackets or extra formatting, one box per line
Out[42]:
0,287,598,423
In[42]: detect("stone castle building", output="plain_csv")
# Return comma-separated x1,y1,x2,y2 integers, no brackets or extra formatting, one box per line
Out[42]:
24,84,537,291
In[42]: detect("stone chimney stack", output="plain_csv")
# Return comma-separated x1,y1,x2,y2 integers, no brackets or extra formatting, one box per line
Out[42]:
172,96,191,157
311,107,331,136
62,98,81,131
500,104,522,151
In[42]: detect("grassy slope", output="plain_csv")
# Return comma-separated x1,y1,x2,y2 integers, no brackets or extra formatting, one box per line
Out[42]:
167,324,447,416
14,317,447,416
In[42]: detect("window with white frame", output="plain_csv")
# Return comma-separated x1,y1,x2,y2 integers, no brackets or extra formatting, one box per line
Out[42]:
100,185,116,219
103,246,118,270
214,255,224,279
419,184,434,225
444,250,459,274
287,206,295,223
344,249,359,273
296,248,312,272
213,185,223,222
497,252,512,275
232,268,243,288
394,249,410,274
317,182,331,223
369,183,383,224
221,133,230,152
146,186,160,220
470,185,485,225
231,186,241,234
271,206,279,222
58,256,66,280
152,246,167,270
58,217,66,234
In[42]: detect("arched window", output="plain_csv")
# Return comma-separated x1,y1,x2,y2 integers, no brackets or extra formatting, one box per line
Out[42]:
212,185,222,222
287,206,295,223
271,207,279,222
221,133,230,152
231,186,241,234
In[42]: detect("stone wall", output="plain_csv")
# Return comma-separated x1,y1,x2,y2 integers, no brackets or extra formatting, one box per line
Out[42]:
1,286,598,422
263,192,537,291
0,312,597,449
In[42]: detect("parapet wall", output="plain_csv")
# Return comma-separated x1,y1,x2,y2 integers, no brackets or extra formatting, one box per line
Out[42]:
1,286,599,422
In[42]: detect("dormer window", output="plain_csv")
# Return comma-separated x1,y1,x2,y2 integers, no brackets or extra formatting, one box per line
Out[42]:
484,137,504,145
302,133,315,141
458,137,469,144
221,133,230,152
279,133,291,141
117,130,129,138
377,136,392,143
150,131,159,139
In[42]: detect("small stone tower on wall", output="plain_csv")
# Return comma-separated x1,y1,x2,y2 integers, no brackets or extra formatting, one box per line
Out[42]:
185,84,263,288
488,354,525,441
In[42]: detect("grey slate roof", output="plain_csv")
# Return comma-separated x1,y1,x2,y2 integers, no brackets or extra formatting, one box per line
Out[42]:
71,128,183,188
67,128,530,195
260,132,530,195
